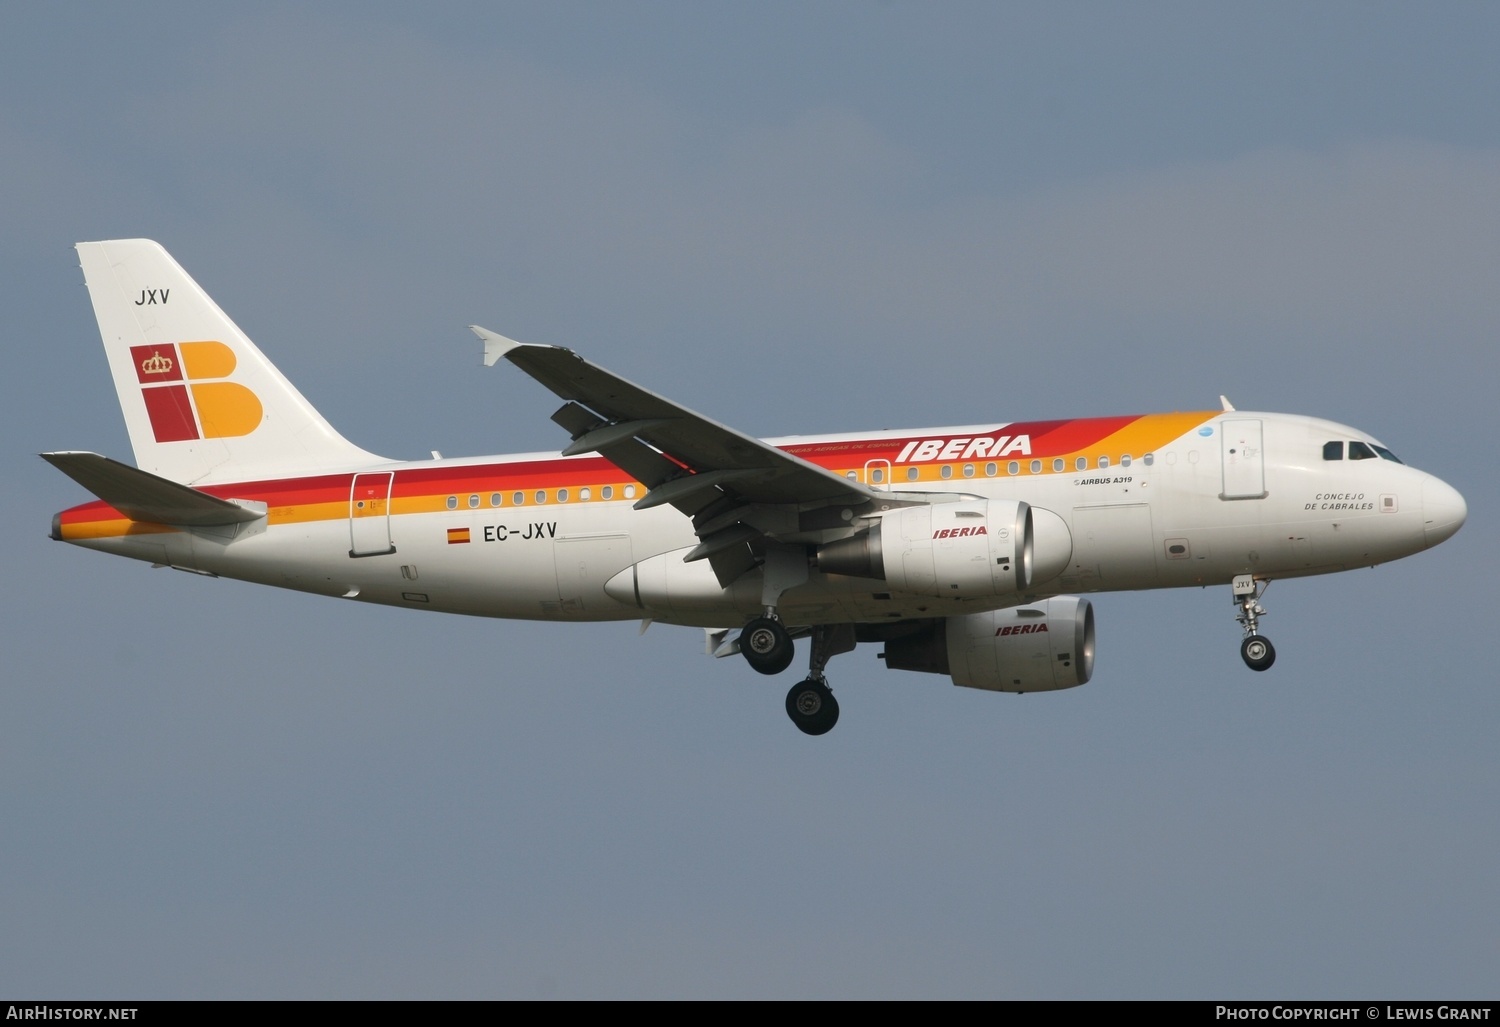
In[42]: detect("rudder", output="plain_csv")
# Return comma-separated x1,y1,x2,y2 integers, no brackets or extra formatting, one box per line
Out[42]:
76,239,381,484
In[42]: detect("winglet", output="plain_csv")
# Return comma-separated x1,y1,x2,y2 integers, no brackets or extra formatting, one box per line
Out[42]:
470,325,521,367
1220,395,1236,412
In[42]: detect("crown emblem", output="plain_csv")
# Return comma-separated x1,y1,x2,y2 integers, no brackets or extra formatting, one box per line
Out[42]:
140,350,173,375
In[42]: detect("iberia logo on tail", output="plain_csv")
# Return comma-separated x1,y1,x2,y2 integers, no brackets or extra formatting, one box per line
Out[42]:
130,341,263,443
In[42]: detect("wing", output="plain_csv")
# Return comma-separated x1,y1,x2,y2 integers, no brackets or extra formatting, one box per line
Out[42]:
473,327,881,583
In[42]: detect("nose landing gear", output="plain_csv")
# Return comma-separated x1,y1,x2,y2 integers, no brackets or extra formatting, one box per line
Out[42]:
1240,633,1276,671
1232,574,1276,671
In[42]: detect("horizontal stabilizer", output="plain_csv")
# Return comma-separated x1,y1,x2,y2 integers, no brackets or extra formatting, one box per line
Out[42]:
41,452,264,526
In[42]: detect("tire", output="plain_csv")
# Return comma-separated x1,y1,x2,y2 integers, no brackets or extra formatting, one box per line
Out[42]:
785,679,839,736
741,616,794,675
1240,634,1276,672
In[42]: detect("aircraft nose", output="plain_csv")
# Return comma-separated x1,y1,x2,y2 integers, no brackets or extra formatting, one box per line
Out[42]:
1421,475,1467,549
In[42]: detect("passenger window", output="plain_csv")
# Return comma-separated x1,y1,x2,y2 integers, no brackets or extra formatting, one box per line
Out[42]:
535,490,547,504
1121,455,1132,468
601,485,614,500
1029,460,1042,474
513,492,525,506
580,487,591,501
1099,456,1111,469
1075,456,1087,471
985,462,997,477
940,465,953,479
468,494,480,509
558,489,568,503
962,464,975,478
1323,441,1344,460
490,493,502,507
906,466,919,481
1008,461,1019,475
1349,441,1376,460
446,496,458,510
1143,453,1155,466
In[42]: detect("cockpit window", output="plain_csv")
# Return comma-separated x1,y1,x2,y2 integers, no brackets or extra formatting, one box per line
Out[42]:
1327,438,1403,463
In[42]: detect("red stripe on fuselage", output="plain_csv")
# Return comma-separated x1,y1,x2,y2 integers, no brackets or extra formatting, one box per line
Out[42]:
1026,415,1141,454
54,414,1172,529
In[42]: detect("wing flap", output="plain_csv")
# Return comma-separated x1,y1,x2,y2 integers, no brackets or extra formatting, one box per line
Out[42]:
562,418,674,457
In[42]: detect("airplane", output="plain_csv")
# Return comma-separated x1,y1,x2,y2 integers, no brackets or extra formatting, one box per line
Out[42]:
45,239,1468,735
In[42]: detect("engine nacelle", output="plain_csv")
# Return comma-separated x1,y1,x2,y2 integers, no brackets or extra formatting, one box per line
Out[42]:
817,499,1072,599
882,596,1095,693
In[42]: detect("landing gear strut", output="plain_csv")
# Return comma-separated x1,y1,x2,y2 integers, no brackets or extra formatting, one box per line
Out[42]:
737,546,857,735
785,624,856,736
1232,574,1276,672
740,545,808,677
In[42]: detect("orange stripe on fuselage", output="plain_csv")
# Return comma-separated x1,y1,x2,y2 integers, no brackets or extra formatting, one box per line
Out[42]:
54,503,178,541
53,414,1220,540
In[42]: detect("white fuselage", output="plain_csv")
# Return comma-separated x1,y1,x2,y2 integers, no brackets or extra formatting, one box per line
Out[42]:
59,411,1466,630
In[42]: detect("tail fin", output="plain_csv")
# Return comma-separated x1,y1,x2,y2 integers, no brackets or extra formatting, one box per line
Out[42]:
75,239,381,484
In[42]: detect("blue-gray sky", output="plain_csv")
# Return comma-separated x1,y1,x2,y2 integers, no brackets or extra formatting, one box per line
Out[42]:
2,2,1496,998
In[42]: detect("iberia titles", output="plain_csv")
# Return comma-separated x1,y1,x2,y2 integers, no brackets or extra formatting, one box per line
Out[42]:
894,434,1032,463
933,526,987,539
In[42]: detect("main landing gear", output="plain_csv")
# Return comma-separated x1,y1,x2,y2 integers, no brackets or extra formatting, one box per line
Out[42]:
1232,574,1276,672
786,678,839,736
737,616,855,735
739,544,857,735
740,615,795,675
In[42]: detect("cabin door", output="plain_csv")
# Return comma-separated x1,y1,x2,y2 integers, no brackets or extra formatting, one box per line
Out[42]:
349,472,396,557
1220,419,1267,500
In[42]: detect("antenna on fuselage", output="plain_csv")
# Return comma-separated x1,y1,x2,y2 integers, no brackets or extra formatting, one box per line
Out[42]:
1220,395,1236,412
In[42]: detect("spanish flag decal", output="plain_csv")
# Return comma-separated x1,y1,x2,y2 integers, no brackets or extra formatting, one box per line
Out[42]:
447,527,471,545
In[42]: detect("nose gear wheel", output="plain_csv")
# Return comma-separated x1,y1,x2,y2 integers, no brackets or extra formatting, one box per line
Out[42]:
1231,576,1276,671
1240,634,1276,671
